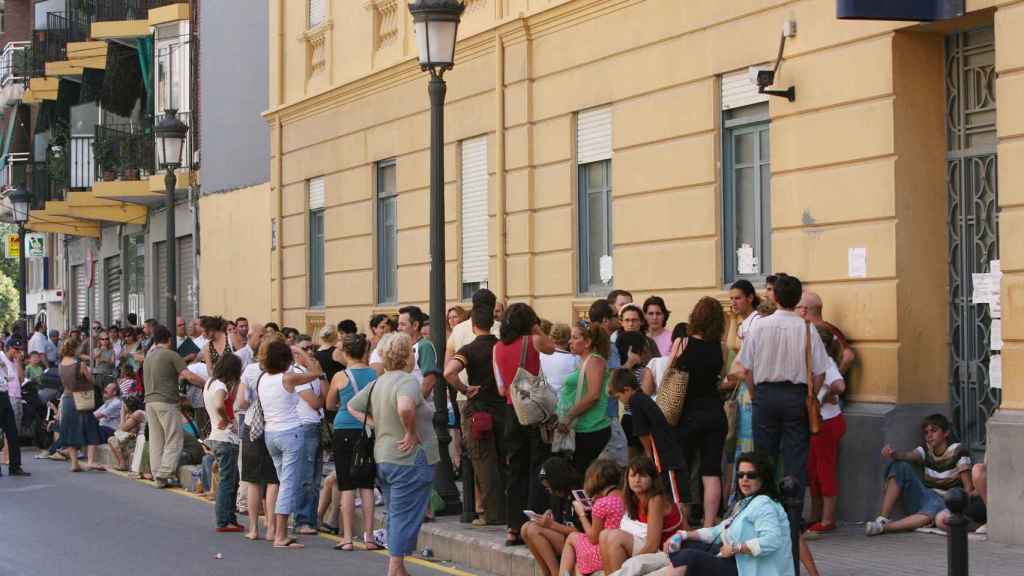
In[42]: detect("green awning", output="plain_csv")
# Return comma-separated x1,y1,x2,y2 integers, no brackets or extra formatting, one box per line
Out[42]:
136,37,153,116
0,105,19,161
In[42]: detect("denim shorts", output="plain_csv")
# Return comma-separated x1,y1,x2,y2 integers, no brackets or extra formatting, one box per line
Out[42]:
885,460,946,519
265,427,304,515
377,448,435,557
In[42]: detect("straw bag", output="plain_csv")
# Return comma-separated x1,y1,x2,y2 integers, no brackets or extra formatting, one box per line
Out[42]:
71,361,96,411
656,338,689,426
805,322,822,435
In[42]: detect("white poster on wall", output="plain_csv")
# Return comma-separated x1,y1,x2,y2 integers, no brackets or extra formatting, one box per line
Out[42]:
848,247,867,278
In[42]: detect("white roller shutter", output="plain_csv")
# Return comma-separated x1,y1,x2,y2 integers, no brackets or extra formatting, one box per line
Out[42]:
576,106,612,165
105,256,122,326
73,264,86,327
308,0,325,28
177,236,195,320
155,242,168,324
308,176,325,210
722,68,769,111
460,136,489,287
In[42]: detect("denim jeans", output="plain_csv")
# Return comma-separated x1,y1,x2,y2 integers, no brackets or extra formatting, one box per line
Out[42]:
293,422,323,528
211,441,240,527
885,460,945,519
377,448,435,557
265,427,304,515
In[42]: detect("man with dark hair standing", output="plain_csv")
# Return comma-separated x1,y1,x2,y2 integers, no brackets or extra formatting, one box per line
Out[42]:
235,317,249,340
732,274,831,495
606,289,633,314
337,319,358,335
143,325,205,488
398,305,440,398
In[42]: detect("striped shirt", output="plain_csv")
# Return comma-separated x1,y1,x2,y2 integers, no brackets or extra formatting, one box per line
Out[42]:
915,443,971,493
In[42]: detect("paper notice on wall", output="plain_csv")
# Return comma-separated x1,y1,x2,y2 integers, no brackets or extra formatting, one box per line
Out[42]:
599,254,614,285
972,273,998,305
990,319,1003,351
848,247,867,278
989,355,1003,390
737,244,759,275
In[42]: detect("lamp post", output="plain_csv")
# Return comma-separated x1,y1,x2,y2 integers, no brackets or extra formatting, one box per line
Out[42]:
8,185,31,327
409,0,465,515
154,109,188,329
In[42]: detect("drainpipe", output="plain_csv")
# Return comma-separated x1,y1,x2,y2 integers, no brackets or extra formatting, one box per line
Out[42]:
275,116,283,324
494,31,507,301
190,184,199,316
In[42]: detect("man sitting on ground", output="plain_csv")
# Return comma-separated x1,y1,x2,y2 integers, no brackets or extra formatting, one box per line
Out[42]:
866,413,975,536
93,383,123,442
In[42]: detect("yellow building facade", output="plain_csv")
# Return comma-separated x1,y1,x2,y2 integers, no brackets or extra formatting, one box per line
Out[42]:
224,0,1024,540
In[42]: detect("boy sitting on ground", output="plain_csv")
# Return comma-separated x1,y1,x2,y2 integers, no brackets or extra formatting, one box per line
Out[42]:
866,413,974,536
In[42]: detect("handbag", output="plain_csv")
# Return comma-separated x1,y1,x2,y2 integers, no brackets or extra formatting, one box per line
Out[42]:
508,336,558,426
248,373,266,442
350,382,377,485
655,338,689,426
619,515,648,540
552,357,589,454
71,361,96,411
723,382,742,456
805,322,823,435
469,410,493,441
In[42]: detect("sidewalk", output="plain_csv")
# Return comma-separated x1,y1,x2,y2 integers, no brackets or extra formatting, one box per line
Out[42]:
385,513,1024,576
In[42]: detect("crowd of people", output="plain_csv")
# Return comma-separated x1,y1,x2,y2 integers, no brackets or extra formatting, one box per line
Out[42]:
0,274,990,576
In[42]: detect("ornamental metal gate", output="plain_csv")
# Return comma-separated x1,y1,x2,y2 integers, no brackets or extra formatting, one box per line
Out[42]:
946,27,999,454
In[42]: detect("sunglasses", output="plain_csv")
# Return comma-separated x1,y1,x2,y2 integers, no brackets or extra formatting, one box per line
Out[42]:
300,346,314,352
736,471,760,481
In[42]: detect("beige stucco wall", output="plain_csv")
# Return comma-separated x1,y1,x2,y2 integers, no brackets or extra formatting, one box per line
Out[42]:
261,0,1024,406
198,183,273,321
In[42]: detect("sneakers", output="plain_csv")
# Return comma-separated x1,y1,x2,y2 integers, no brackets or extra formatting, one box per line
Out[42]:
9,468,31,477
155,478,169,489
976,524,988,535
865,516,889,536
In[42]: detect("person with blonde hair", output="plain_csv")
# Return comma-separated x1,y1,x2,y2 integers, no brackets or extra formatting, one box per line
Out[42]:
349,332,438,575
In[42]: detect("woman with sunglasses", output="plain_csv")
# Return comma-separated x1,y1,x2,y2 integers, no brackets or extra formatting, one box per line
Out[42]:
660,451,794,576
92,332,117,388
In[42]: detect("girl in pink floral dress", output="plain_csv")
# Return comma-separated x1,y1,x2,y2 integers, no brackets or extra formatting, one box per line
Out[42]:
560,460,625,576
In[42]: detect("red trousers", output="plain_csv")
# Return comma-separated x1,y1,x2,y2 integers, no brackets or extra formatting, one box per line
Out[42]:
807,414,846,497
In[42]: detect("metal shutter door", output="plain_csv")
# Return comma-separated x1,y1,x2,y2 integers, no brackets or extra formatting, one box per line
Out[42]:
73,264,86,327
577,107,612,165
721,68,769,111
460,136,488,287
177,236,195,320
155,241,168,324
105,256,121,326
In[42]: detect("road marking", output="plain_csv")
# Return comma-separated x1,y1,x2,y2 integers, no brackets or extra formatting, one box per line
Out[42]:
0,483,56,493
106,468,480,576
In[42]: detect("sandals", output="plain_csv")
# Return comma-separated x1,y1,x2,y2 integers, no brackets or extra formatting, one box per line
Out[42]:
295,526,319,535
363,533,383,550
505,532,525,547
334,541,354,551
272,538,305,549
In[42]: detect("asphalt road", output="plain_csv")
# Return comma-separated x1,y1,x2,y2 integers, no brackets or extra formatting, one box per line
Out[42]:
0,452,476,576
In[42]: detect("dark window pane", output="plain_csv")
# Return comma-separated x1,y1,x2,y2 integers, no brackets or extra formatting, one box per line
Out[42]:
760,129,770,162
735,131,755,165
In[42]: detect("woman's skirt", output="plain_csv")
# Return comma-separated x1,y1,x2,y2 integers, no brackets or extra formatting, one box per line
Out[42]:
58,394,105,448
241,432,280,485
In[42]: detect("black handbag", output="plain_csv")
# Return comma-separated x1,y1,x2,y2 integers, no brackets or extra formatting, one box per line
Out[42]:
350,383,376,485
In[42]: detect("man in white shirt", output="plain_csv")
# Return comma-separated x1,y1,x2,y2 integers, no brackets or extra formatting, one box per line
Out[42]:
733,274,829,494
0,344,29,476
235,323,263,368
27,322,49,368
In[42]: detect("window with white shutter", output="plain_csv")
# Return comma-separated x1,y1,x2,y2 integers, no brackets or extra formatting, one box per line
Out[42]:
576,106,613,294
460,136,488,300
308,0,326,28
308,177,326,308
721,68,770,111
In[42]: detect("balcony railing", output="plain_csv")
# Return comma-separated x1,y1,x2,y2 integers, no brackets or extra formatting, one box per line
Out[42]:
1,152,30,194
95,119,155,181
34,10,92,66
0,42,31,88
93,0,183,22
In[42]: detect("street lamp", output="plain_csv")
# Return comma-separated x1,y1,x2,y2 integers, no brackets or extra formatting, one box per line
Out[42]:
409,0,464,516
154,109,188,329
8,185,30,327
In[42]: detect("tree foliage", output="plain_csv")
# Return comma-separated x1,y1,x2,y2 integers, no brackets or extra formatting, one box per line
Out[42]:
0,270,20,328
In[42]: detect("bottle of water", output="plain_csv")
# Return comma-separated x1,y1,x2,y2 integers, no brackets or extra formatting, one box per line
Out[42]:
191,468,202,492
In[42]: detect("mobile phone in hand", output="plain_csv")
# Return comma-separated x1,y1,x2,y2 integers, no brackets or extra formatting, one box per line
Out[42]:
523,510,544,522
571,489,593,509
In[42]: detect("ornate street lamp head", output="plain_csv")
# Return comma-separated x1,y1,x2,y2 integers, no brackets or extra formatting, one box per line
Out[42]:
7,185,30,224
154,109,189,170
408,0,465,74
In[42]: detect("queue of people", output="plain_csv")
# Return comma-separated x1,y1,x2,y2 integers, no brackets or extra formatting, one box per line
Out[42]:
8,274,991,576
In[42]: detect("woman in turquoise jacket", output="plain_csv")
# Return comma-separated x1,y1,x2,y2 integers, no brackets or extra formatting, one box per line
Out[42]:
660,451,794,576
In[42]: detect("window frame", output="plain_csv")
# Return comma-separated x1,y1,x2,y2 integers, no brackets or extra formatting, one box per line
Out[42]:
722,113,771,285
577,159,613,295
376,159,398,305
308,208,325,308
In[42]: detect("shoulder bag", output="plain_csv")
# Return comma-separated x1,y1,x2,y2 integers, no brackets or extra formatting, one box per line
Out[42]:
805,323,822,435
350,381,377,485
248,372,266,442
551,356,590,454
509,336,558,426
72,360,97,412
655,338,689,426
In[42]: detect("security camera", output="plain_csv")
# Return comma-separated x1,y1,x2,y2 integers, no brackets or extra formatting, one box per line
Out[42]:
747,65,775,88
